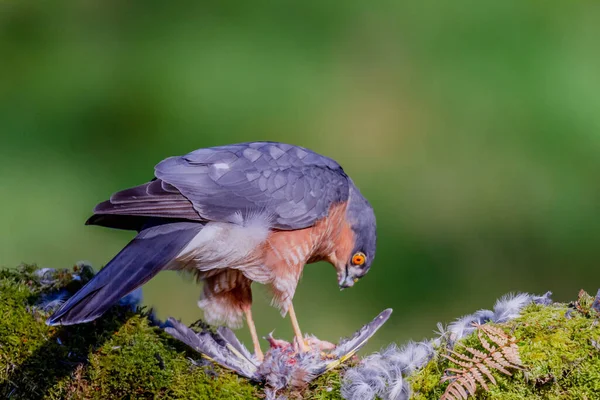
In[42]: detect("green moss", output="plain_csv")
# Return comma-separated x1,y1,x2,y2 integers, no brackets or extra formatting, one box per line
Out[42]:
170,364,262,400
305,370,344,400
15,263,600,399
410,301,600,399
0,264,342,399
0,264,350,399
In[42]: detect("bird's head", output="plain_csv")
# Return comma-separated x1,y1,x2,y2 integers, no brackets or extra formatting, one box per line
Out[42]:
337,181,377,289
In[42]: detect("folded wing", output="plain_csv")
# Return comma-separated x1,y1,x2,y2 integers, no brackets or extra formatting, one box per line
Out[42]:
87,142,350,231
155,142,350,230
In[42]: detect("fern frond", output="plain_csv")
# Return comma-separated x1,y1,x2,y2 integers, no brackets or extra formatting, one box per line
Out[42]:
464,347,486,359
483,356,512,376
471,366,491,390
461,372,477,393
443,349,476,366
440,323,524,400
479,324,511,347
477,330,495,353
501,343,523,366
442,356,473,369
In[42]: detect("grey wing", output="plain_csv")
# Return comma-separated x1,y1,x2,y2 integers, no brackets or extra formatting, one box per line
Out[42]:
154,142,349,230
86,178,205,230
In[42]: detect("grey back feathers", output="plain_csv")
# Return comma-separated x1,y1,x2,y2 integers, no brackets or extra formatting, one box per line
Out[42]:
90,142,355,231
155,142,350,230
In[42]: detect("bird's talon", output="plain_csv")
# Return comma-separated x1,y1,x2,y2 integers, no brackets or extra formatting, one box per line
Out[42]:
300,343,311,353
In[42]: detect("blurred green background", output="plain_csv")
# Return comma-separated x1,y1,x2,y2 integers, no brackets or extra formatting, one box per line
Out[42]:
2,1,600,353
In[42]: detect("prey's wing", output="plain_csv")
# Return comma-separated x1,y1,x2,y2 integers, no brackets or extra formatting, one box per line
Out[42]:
155,142,349,230
164,318,259,380
320,308,393,374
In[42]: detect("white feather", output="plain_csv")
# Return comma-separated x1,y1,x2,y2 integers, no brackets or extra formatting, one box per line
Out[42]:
493,292,532,323
176,213,271,270
213,162,230,170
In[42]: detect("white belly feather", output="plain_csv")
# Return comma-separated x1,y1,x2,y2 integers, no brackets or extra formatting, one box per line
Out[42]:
173,213,272,279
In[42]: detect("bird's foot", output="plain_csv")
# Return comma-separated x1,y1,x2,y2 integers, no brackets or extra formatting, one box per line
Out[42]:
321,351,337,360
292,336,312,353
305,335,336,352
288,335,337,357
306,336,337,359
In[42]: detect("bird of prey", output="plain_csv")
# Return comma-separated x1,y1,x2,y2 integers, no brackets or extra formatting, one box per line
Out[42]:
47,141,377,360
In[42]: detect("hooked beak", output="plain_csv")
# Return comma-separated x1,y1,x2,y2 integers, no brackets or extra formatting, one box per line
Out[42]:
338,265,358,290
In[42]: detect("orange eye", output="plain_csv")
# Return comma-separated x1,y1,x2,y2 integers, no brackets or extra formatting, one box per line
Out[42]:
352,252,366,266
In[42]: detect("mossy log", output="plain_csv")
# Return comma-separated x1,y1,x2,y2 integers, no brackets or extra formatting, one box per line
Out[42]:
0,264,342,399
2,264,600,399
410,292,600,399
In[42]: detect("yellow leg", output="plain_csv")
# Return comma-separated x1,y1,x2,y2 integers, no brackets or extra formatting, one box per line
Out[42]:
244,307,264,361
288,303,310,352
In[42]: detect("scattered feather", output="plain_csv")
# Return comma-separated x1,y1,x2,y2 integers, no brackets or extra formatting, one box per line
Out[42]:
448,315,479,343
493,293,532,323
118,287,143,310
341,340,433,400
34,268,57,286
38,290,70,312
532,291,553,306
592,289,600,314
33,263,143,315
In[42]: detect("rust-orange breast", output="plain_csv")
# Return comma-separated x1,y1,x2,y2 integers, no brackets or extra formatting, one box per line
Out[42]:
261,201,356,277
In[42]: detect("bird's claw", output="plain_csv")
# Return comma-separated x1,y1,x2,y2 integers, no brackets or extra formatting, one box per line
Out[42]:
254,351,264,362
300,342,311,353
291,335,337,357
292,336,311,353
305,336,336,352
